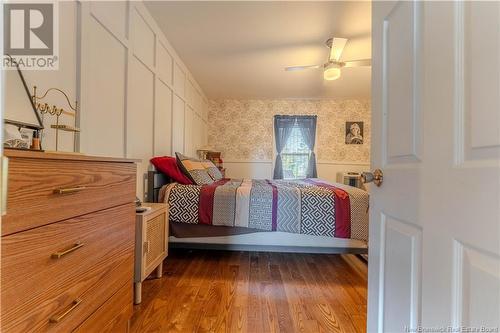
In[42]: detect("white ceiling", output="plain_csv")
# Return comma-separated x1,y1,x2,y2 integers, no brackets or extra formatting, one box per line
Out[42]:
145,1,371,100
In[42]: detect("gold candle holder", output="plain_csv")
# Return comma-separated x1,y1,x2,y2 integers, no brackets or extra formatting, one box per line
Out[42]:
32,86,80,151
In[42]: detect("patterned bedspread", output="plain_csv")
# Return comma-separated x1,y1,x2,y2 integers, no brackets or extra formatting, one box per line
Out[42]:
161,178,369,241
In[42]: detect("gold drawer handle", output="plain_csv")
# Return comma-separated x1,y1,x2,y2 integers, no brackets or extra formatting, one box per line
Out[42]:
51,243,84,259
53,186,86,195
49,298,82,323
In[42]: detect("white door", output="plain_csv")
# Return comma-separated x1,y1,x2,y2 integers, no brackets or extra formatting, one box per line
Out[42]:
369,1,500,332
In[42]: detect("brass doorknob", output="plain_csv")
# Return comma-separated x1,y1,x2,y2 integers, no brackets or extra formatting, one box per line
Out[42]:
361,169,383,187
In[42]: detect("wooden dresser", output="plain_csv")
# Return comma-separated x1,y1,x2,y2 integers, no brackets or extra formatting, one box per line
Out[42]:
1,149,137,332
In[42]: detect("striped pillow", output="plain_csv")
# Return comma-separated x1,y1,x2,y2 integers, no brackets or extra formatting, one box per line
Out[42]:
201,160,224,181
175,152,214,185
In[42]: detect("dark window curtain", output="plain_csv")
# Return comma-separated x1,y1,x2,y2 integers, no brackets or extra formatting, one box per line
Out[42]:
273,116,295,179
296,116,318,178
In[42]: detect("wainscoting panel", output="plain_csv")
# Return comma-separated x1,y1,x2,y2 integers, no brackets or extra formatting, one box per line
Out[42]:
202,100,208,121
127,57,154,160
157,41,173,86
131,7,156,69
185,80,195,109
172,94,185,155
173,63,186,98
127,57,154,196
80,12,126,158
193,89,202,117
154,80,173,156
89,1,127,41
192,113,200,151
184,106,194,157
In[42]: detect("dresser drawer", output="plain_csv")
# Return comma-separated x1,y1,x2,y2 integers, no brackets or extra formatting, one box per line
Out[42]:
74,282,132,333
2,157,136,235
1,204,135,332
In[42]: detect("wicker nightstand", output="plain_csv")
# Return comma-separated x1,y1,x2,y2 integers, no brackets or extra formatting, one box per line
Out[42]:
134,203,169,304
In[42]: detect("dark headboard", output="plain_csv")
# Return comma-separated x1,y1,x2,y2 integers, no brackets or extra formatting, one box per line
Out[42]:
146,170,172,203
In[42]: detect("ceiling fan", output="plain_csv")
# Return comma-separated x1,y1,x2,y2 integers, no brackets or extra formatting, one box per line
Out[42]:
285,37,371,81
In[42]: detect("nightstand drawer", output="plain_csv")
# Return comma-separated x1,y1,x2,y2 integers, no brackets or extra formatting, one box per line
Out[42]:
3,157,136,235
1,204,134,332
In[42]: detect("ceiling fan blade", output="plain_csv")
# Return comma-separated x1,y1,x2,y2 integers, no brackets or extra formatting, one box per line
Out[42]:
285,65,322,71
343,59,371,68
329,37,348,62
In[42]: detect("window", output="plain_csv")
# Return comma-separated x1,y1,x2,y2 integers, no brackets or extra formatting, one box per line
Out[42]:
273,115,317,180
281,126,310,179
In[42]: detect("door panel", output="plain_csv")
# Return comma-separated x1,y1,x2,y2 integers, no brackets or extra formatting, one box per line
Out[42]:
454,242,500,328
383,1,422,164
465,3,500,150
458,2,500,164
382,215,422,332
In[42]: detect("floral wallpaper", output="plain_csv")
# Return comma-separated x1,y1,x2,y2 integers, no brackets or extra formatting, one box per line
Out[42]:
208,99,371,163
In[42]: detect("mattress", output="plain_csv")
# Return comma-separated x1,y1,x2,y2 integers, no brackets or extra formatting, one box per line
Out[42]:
161,178,369,241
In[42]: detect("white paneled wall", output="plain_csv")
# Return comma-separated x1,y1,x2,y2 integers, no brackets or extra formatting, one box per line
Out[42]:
79,1,208,199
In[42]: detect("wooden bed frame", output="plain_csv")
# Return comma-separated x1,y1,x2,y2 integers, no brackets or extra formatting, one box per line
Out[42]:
146,169,368,254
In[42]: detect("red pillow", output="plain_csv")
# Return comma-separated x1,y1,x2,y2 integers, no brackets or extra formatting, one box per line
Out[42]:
150,156,193,185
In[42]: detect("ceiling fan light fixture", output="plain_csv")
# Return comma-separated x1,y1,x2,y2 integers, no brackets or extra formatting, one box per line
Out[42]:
323,64,341,81
284,36,370,80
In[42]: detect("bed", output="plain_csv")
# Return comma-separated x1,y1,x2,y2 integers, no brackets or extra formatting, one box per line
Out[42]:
147,170,369,254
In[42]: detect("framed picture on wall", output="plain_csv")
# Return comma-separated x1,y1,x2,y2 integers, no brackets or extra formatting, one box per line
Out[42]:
345,121,363,144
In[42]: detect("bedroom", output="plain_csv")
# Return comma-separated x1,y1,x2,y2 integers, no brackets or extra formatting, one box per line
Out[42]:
1,1,499,332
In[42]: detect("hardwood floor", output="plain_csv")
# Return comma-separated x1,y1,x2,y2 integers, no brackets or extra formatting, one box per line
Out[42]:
130,249,367,333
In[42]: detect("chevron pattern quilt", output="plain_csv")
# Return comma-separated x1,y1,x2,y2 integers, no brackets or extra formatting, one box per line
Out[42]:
163,178,369,241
